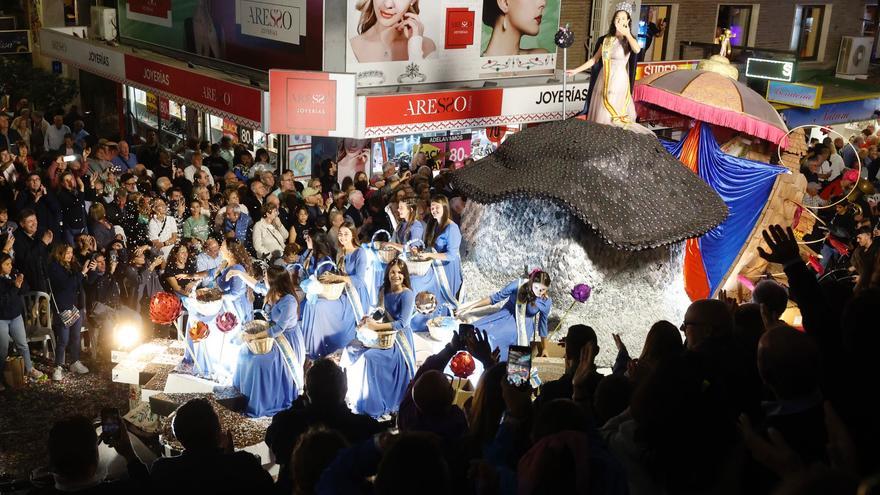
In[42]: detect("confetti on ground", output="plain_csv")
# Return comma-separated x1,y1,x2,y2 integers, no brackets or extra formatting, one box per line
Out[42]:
0,356,130,480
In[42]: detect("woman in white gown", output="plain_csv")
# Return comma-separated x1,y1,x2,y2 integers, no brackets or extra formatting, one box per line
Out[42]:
567,8,653,135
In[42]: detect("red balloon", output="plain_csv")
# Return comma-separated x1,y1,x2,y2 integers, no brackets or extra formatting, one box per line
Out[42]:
450,351,476,379
189,321,210,343
215,312,238,333
149,292,183,325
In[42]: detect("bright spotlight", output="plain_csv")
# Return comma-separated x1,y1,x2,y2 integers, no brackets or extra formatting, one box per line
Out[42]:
114,321,142,349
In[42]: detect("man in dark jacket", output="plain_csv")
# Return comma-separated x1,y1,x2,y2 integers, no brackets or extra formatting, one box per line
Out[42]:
56,172,92,245
15,173,61,237
536,324,604,415
29,415,149,495
151,399,273,495
265,359,383,494
13,209,52,292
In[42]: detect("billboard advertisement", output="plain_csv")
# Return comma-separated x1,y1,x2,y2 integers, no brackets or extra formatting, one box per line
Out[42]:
346,0,561,87
118,0,322,72
268,70,357,137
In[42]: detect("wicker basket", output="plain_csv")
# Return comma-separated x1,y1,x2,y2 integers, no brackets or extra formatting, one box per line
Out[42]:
319,282,345,300
192,288,224,316
315,260,346,300
404,239,433,276
427,316,458,343
405,256,433,276
243,320,274,355
358,327,398,349
371,230,399,264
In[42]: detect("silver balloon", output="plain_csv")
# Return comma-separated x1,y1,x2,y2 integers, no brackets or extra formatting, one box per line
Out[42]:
415,291,438,314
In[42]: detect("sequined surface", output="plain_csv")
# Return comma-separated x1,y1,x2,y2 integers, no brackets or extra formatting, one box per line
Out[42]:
451,118,728,250
459,197,691,365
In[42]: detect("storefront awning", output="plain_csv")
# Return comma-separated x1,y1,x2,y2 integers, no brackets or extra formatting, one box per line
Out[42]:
39,28,268,130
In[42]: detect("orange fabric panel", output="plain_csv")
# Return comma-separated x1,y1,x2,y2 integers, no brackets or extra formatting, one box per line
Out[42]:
684,237,710,301
678,122,701,173
680,123,709,301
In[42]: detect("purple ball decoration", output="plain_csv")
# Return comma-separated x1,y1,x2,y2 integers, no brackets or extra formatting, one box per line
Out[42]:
571,283,592,303
555,24,575,49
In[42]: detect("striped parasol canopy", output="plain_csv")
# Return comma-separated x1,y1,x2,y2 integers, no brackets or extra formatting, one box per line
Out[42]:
634,69,789,148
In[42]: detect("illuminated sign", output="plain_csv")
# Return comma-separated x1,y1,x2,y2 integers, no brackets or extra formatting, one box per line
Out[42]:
766,81,823,109
745,58,795,82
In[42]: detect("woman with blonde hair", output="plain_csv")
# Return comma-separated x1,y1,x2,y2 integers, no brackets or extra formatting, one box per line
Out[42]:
349,0,436,62
88,203,115,250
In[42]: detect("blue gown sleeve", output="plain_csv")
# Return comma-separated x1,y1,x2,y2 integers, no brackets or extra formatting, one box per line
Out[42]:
409,221,425,244
490,280,521,305
267,295,298,338
218,266,247,299
346,248,369,283
389,290,415,332
440,222,461,260
537,298,552,338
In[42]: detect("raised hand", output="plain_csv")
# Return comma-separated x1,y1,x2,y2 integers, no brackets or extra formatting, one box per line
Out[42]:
757,225,800,265
466,329,496,366
572,342,596,389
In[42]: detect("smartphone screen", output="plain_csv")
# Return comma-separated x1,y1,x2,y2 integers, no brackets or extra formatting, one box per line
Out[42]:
506,345,532,387
63,155,77,162
458,323,475,342
101,407,121,442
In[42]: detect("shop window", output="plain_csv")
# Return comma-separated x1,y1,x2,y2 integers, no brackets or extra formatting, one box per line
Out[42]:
865,4,878,38
716,5,754,47
790,5,826,61
128,86,158,132
638,5,671,61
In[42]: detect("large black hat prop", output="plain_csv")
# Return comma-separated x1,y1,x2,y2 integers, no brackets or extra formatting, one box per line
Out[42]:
451,119,728,250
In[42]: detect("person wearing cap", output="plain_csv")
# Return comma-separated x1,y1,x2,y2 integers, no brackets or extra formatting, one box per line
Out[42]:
819,168,859,202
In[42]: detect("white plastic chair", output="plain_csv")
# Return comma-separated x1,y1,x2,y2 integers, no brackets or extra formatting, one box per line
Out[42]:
21,291,54,357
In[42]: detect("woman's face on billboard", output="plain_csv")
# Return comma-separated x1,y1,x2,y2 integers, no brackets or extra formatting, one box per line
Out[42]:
507,0,545,36
373,0,415,28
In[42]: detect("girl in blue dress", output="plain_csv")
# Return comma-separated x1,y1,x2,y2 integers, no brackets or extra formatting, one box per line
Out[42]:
409,195,462,331
300,223,372,358
387,197,426,251
298,230,335,278
342,258,417,418
233,267,305,418
179,240,252,379
460,270,552,360
219,240,254,324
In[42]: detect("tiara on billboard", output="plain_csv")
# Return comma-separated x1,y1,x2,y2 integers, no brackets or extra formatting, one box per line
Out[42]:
615,1,634,14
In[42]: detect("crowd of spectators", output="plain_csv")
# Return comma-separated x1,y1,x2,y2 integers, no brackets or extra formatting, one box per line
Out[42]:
3,105,880,495
799,125,880,291
0,100,464,390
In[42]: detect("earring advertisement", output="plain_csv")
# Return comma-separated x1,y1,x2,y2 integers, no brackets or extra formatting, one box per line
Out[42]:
345,0,561,87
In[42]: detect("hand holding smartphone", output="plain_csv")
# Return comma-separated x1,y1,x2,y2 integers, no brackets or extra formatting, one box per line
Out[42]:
100,407,122,444
506,345,532,388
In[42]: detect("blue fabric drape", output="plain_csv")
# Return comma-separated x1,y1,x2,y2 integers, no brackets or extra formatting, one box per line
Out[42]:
663,125,787,294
